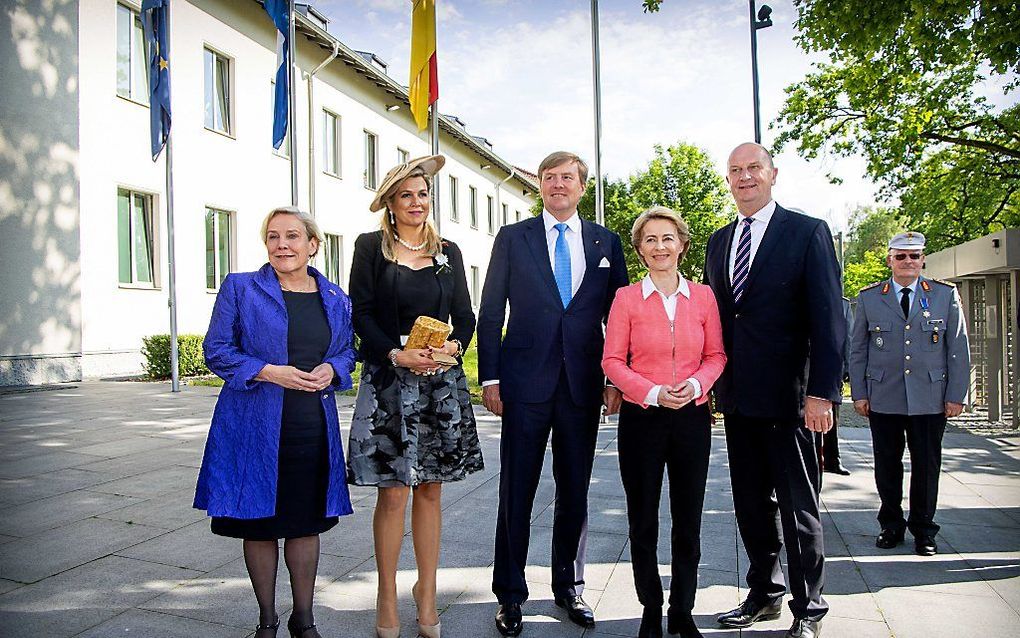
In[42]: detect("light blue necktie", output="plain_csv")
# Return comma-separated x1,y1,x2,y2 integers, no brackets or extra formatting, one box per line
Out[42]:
553,223,572,307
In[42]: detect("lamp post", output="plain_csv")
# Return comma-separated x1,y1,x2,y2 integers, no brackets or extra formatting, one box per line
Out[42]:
749,1,773,143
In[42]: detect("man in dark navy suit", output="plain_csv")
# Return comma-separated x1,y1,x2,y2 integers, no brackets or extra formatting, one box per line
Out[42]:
703,143,845,638
478,151,628,636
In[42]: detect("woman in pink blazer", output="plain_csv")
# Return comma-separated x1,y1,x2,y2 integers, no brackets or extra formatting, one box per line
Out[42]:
602,206,726,638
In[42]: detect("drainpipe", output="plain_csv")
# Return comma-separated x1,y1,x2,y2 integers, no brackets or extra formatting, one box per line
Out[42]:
306,41,340,219
494,166,517,227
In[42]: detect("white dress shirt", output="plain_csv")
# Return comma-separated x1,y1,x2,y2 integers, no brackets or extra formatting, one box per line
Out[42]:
639,274,703,406
481,210,587,388
728,200,776,280
891,277,919,313
543,210,586,297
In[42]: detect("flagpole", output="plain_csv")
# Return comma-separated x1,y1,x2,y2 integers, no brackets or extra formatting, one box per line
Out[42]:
165,1,180,393
431,100,441,234
590,0,604,227
288,0,298,205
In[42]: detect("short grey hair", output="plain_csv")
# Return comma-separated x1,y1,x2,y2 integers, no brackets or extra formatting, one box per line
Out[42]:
260,206,324,256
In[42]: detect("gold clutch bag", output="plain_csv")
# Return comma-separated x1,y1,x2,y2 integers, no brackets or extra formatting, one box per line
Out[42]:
405,316,458,366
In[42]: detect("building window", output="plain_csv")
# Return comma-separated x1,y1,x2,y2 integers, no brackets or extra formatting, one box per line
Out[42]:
501,203,509,227
117,188,156,286
271,81,289,157
364,130,379,189
323,110,341,176
516,209,522,223
449,176,459,222
397,147,409,164
116,4,148,102
487,195,495,235
470,266,480,308
469,186,478,229
204,48,232,134
205,208,233,290
324,234,344,285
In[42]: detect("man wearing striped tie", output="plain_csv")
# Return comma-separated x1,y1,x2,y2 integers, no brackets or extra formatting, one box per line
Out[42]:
703,143,845,638
478,151,628,636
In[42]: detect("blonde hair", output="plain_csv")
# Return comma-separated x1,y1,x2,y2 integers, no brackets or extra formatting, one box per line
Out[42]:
631,206,692,266
379,168,442,262
537,151,589,183
261,206,323,257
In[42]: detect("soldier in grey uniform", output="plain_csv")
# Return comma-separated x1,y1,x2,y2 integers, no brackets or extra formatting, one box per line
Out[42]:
849,231,970,556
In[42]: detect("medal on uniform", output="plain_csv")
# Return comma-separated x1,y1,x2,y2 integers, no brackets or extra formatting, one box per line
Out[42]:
932,326,939,344
920,296,930,318
876,336,884,347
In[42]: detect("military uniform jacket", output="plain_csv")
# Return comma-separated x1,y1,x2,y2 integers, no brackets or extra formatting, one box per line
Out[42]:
849,276,970,415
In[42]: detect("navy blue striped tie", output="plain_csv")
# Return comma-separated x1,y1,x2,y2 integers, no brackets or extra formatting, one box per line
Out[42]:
732,217,754,303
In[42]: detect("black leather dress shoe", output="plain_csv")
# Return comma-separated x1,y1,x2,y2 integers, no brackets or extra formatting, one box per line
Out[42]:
639,606,662,638
823,463,850,476
876,528,905,549
555,595,596,627
786,618,821,638
915,535,938,556
666,610,702,637
716,598,782,628
495,603,523,636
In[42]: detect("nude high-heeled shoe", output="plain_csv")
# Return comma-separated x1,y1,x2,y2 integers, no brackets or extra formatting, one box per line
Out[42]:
375,625,400,638
412,582,441,638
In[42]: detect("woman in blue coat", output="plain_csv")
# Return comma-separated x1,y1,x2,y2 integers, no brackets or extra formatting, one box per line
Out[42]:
194,206,357,638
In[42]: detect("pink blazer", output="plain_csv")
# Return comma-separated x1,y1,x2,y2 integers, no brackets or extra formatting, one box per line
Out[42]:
602,279,726,408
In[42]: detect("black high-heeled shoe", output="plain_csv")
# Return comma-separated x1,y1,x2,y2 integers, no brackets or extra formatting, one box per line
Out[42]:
255,615,280,638
287,616,322,638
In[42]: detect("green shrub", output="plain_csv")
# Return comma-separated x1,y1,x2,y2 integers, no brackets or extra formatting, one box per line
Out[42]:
141,334,209,379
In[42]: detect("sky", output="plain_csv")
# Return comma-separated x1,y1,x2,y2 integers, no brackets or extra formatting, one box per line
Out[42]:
314,0,883,232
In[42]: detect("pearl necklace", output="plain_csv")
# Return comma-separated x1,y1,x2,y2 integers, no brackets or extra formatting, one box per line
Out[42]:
395,235,427,251
280,275,314,292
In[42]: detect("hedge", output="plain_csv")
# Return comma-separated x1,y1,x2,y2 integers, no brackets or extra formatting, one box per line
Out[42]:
141,334,209,379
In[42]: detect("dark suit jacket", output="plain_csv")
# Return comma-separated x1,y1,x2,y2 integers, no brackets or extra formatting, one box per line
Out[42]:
703,204,845,419
477,216,628,405
349,231,476,366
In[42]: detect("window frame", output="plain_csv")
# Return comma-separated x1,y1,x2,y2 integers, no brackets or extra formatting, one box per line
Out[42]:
397,147,409,164
487,195,495,235
449,175,459,222
203,46,234,137
470,265,480,309
469,186,479,229
364,130,379,189
323,233,345,286
322,109,342,177
116,187,160,289
116,2,149,105
204,206,235,291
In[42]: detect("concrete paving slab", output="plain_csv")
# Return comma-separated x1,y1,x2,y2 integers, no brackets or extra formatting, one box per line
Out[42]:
0,517,166,583
88,464,199,499
75,608,250,638
0,579,23,595
876,587,1020,638
96,487,209,530
0,555,200,638
0,489,141,537
115,519,239,572
0,450,102,480
0,468,111,508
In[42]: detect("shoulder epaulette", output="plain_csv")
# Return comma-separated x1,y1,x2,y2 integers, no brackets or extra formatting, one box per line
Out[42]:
927,277,956,288
859,281,884,294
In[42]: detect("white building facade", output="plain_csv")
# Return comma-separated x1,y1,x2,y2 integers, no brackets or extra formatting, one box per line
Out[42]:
0,0,538,385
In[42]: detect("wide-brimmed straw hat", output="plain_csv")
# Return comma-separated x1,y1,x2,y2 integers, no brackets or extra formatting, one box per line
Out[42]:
368,154,446,212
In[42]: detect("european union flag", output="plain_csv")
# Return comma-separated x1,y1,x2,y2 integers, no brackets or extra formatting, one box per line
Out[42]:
264,0,291,150
142,0,171,161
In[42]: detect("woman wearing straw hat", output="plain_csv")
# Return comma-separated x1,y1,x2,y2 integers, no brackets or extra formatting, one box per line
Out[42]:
347,155,483,638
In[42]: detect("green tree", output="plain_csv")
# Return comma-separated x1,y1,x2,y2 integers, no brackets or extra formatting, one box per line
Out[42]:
843,249,889,298
843,205,903,264
771,0,1019,248
571,143,732,282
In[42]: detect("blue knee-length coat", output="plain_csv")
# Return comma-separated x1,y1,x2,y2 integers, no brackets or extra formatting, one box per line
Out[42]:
194,263,357,519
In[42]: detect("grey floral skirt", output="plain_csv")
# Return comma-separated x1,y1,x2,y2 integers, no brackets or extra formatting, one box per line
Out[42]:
346,361,484,486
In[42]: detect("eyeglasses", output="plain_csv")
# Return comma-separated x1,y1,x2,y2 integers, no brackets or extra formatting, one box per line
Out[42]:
892,253,923,261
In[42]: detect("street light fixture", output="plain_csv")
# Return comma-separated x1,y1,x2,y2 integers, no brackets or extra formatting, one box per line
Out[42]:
749,1,773,144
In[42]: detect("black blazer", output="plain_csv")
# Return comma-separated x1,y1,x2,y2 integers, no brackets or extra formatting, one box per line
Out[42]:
477,216,628,405
703,204,845,419
349,231,476,366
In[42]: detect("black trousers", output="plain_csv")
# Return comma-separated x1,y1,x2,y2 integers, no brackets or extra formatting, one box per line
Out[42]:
491,373,601,605
817,403,844,472
618,401,711,613
724,414,828,621
868,411,946,538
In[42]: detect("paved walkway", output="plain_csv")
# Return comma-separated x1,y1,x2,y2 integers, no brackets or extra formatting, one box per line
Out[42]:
0,381,1018,637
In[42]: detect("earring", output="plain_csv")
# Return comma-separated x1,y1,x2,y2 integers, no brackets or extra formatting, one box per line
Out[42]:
389,210,396,225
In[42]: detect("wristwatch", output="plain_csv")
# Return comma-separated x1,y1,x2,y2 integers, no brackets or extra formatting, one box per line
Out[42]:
451,339,464,357
388,348,401,366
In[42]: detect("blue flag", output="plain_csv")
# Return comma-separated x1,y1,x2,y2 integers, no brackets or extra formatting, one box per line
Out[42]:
141,0,171,161
264,0,290,150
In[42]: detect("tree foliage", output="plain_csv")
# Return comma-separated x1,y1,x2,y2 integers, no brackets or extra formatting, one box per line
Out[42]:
843,250,889,299
843,205,903,264
536,142,732,282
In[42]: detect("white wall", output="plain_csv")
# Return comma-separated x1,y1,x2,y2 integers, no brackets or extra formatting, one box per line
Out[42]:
1,0,534,384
